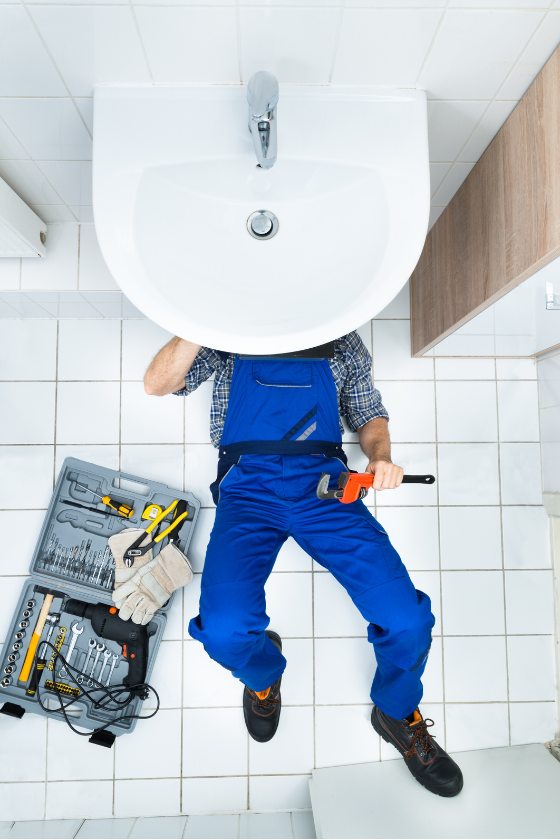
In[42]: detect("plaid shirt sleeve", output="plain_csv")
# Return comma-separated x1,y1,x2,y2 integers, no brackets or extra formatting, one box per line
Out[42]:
172,346,223,396
338,332,389,431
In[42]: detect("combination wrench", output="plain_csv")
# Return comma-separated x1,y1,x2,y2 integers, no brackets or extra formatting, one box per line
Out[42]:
58,622,84,678
105,653,119,687
87,643,105,686
97,649,112,685
77,639,96,685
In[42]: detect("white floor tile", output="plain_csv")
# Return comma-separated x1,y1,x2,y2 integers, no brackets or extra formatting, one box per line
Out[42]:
292,810,316,840
57,382,120,444
435,358,495,380
374,283,410,319
379,381,436,442
422,636,443,703
0,783,44,821
0,321,57,380
274,537,312,572
372,321,434,380
46,781,113,820
500,443,543,505
249,706,314,775
502,506,550,569
315,705,380,769
0,382,55,443
120,444,183,492
313,572,368,638
146,640,183,709
497,358,537,380
442,571,505,635
46,716,113,781
0,510,47,576
265,573,312,638
163,586,184,642
121,382,183,444
239,812,293,840
0,578,30,644
375,507,439,571
184,445,219,508
114,779,180,817
409,570,441,634
121,320,174,381
182,709,248,777
315,638,374,705
181,778,247,814
505,571,554,635
8,820,81,839
184,814,239,839
57,320,121,380
507,635,556,702
436,381,497,442
445,704,509,753
76,819,135,839
249,775,311,811
183,574,201,639
116,709,181,779
0,446,54,508
438,443,500,505
376,444,438,506
130,816,187,839
0,823,11,839
280,639,314,706
510,702,557,746
0,714,46,782
439,507,502,569
184,381,213,444
497,381,540,442
21,225,78,291
443,636,508,702
79,225,118,291
55,445,119,478
183,641,242,708
185,507,214,573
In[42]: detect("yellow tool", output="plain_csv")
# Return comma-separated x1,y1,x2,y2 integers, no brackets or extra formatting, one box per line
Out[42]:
76,483,134,518
44,679,80,698
19,593,54,683
142,503,163,521
123,500,188,567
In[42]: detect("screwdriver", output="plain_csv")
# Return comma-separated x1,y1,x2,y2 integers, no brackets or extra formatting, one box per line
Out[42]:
75,483,134,518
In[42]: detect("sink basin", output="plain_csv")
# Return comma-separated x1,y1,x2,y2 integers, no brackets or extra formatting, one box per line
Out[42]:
93,86,429,354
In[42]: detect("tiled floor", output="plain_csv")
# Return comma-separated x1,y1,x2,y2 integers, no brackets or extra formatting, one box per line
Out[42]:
0,275,556,820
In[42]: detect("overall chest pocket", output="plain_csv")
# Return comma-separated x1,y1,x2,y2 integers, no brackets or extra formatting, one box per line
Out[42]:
253,361,312,388
247,361,318,440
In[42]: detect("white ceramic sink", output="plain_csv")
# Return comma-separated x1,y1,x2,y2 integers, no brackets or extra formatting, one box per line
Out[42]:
93,86,429,354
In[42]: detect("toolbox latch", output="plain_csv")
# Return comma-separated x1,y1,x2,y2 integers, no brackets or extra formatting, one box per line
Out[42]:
0,702,26,719
89,730,116,749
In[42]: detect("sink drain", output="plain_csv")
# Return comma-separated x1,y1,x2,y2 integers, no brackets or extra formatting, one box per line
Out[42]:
247,210,278,240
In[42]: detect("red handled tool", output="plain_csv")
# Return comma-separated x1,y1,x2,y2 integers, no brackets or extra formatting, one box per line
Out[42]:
316,470,435,504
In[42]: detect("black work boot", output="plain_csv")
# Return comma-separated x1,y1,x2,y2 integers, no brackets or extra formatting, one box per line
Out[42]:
371,706,463,797
243,631,282,743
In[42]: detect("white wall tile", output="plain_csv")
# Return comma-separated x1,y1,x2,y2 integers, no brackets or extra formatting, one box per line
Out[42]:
76,819,135,839
46,781,113,820
29,6,150,97
0,510,46,576
185,381,213,444
182,708,248,776
540,408,560,494
0,783,45,821
0,160,63,206
497,381,540,442
372,321,433,380
0,578,30,644
265,572,312,638
30,205,77,223
58,320,120,380
442,570,505,635
376,443,438,507
9,820,82,839
380,381,435,442
0,382,55,443
249,775,311,811
313,572,368,637
428,206,445,231
497,358,537,380
183,641,242,708
431,162,475,206
502,506,550,569
0,116,29,160
537,354,560,408
184,445,219,508
429,163,451,198
114,779,180,818
241,7,339,85
507,635,556,701
0,258,20,291
69,206,94,223
21,225,78,291
333,9,442,86
122,320,174,381
131,817,187,840
409,570,441,634
374,282,410,320
281,638,314,706
55,445,119,478
116,709,181,778
274,537,312,573
240,814,293,840
315,638,374,704
438,443,500,505
0,446,54,508
36,161,92,206
459,101,517,162
120,444,183,492
505,571,554,635
445,704,509,753
374,507,439,571
499,10,560,100
436,380,497,442
249,706,314,775
136,7,239,84
443,636,508,702
422,636,443,703
57,382,120,444
0,6,66,96
427,100,487,162
419,10,544,100
315,705,379,769
435,358,495,380
0,320,57,380
121,381,183,444
500,442,542,505
181,777,247,814
183,815,239,840
0,714,46,782
47,717,113,782
79,226,118,291
509,702,557,747
440,506,502,570
0,99,91,161
144,639,183,709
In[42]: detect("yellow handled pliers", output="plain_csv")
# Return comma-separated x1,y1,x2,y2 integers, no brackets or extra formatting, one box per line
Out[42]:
123,500,188,567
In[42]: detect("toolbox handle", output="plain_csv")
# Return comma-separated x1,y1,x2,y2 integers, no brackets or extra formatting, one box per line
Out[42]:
112,476,151,497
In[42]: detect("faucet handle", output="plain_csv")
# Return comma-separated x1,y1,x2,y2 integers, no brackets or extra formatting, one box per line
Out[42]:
247,71,279,117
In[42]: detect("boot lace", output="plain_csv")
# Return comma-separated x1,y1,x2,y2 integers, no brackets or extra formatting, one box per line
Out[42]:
250,686,280,712
405,718,435,759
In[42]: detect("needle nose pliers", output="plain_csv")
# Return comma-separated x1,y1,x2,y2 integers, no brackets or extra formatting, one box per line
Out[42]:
123,500,188,567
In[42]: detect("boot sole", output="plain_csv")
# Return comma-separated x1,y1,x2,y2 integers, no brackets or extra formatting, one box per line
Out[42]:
371,707,463,798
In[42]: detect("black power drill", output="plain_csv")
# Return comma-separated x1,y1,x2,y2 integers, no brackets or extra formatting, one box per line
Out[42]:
65,599,154,697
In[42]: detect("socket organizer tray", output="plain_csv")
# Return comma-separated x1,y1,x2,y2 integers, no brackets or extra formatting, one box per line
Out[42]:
0,457,200,747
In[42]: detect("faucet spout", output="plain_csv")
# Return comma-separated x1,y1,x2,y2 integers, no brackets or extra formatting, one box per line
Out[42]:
247,71,278,170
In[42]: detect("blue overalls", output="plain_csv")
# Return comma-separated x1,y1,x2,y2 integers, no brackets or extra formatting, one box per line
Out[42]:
188,355,434,720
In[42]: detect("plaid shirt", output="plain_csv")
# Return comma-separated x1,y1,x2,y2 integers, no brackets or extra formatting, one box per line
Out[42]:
174,331,388,448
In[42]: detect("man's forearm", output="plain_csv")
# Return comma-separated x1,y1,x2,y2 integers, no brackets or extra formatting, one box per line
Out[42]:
357,417,403,490
144,337,201,397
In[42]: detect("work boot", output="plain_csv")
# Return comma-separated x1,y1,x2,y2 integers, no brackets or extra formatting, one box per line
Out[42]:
371,705,463,797
243,631,282,743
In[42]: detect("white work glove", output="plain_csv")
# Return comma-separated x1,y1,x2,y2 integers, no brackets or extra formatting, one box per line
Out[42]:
108,528,154,590
112,543,193,625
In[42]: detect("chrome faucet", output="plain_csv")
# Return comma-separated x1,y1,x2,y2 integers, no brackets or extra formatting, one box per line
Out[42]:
247,71,279,170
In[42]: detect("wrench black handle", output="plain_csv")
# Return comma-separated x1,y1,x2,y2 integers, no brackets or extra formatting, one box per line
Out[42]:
402,474,435,484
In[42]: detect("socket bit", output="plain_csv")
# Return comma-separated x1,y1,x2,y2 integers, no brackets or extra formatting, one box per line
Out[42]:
15,631,25,641
1,677,12,687
19,621,29,629
12,642,22,651
4,665,15,675
26,600,36,609
7,653,19,663
22,610,32,619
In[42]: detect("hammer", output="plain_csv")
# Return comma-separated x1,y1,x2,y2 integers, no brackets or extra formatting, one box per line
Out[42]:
26,613,60,697
19,586,65,685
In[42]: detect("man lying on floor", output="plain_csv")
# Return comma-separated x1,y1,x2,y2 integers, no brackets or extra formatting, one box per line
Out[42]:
144,333,463,798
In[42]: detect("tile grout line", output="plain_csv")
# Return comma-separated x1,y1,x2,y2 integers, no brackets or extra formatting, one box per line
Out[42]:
327,0,345,85
433,358,447,750
234,0,243,85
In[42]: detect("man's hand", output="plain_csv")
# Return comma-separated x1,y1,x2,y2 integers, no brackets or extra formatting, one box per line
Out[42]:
364,459,403,490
